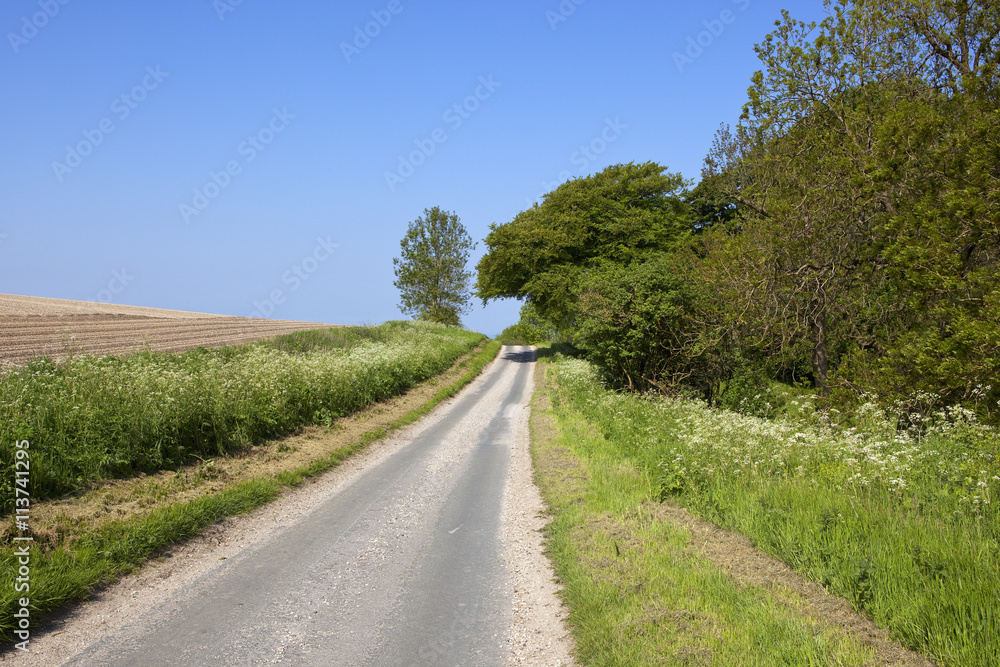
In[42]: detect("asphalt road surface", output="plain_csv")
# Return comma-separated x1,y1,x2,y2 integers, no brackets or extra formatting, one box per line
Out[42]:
60,346,540,666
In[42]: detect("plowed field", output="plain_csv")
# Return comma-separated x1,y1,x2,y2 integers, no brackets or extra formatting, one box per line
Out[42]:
0,294,336,366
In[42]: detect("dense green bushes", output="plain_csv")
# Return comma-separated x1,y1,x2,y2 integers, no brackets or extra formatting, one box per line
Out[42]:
573,255,712,394
482,2,1000,429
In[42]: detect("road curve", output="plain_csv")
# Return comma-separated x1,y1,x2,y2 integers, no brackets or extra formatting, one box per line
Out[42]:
60,346,540,666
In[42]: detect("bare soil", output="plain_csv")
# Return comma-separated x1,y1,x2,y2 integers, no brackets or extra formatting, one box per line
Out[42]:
0,294,335,366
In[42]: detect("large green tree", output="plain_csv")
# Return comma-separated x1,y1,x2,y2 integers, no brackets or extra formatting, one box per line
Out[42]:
859,0,1000,413
393,207,476,326
699,3,926,393
700,0,1000,409
475,162,692,331
477,162,714,392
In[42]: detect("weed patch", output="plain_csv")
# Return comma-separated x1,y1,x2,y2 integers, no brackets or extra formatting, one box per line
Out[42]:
547,356,999,666
0,332,498,646
530,360,888,666
0,321,483,510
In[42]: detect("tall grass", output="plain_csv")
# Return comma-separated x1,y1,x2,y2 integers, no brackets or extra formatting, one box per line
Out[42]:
0,321,483,510
550,357,999,667
0,338,501,646
533,367,877,666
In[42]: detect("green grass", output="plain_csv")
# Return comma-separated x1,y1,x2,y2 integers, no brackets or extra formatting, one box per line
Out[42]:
532,361,877,666
0,321,484,511
0,337,501,645
1,478,283,633
546,355,999,666
260,324,391,354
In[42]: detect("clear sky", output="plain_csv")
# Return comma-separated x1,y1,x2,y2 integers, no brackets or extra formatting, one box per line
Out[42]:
0,0,830,337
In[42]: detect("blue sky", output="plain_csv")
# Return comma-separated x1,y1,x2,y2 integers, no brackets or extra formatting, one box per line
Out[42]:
0,0,830,337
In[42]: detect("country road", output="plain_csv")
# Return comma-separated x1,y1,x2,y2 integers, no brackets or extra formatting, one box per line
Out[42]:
18,346,573,666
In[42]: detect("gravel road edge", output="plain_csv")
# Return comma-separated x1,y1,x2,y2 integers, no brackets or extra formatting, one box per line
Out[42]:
501,356,577,666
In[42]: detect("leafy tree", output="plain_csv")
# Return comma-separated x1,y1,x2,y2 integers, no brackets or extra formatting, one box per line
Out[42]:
476,162,719,392
700,0,1000,408
699,4,923,394
393,207,476,326
475,162,692,331
856,0,1000,415
496,302,559,346
685,178,741,233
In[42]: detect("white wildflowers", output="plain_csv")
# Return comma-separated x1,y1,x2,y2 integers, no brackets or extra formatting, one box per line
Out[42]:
553,358,999,519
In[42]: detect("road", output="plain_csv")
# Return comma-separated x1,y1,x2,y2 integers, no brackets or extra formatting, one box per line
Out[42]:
47,346,562,666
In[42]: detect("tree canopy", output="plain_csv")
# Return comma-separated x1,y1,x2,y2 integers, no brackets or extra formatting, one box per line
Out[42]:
479,0,1000,423
475,162,691,330
393,207,475,327
699,0,1000,411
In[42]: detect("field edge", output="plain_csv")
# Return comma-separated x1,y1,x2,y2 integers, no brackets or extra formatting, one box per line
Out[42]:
0,339,502,648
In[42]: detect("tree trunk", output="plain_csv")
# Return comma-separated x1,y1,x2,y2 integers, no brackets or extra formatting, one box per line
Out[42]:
811,312,830,396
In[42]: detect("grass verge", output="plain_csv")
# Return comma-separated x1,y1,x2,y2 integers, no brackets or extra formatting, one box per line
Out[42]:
0,339,501,646
544,353,997,666
0,321,484,510
532,355,918,666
